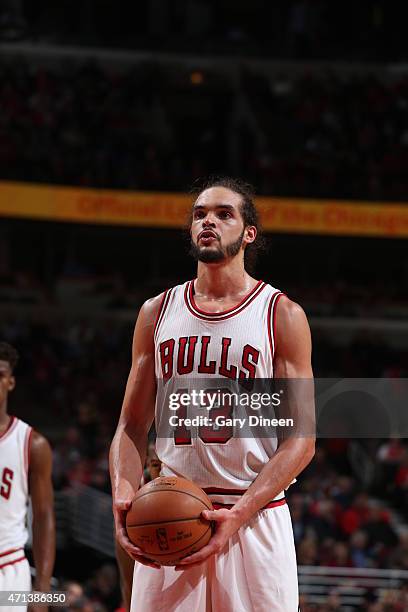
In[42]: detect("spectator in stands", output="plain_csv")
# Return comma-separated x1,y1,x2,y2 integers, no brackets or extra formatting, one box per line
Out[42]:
389,533,408,571
363,505,399,564
350,530,372,568
85,563,121,611
339,492,371,536
2,56,408,201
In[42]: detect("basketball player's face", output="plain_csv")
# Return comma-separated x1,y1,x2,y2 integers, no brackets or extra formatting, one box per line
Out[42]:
0,361,15,410
190,187,252,264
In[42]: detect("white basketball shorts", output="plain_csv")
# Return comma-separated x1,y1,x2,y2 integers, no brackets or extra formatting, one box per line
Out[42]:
0,551,31,612
131,502,298,612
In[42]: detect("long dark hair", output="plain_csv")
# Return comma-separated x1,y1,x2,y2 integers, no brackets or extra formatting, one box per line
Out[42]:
190,176,266,273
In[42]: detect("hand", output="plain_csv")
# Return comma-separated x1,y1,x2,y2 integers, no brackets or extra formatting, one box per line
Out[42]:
113,498,161,570
175,507,243,569
29,584,50,612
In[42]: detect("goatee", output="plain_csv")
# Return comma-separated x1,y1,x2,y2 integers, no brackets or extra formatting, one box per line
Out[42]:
190,230,244,263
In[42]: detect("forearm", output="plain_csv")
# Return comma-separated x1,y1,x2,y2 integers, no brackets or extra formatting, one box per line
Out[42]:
109,423,147,502
32,513,55,590
232,438,315,524
116,541,134,611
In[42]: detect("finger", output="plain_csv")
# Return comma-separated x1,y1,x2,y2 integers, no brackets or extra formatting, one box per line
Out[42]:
117,528,135,549
201,509,222,521
117,534,161,568
114,499,132,514
115,517,129,537
115,507,131,526
176,542,218,567
117,533,144,558
116,500,132,510
133,554,161,569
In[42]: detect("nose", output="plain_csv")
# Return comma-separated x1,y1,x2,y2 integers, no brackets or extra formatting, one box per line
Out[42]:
202,213,216,227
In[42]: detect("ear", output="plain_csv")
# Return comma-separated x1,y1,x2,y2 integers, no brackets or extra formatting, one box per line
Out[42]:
8,376,15,392
244,226,257,245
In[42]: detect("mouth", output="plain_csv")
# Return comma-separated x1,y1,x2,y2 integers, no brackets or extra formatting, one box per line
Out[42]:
198,230,218,244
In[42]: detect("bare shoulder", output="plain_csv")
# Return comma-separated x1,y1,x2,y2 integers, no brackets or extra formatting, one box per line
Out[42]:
140,291,167,327
131,291,169,354
274,295,312,366
275,295,309,330
29,430,52,471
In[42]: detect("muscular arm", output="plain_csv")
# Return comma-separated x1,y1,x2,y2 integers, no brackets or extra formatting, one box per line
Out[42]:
29,432,55,592
232,296,315,522
109,295,162,564
178,296,315,566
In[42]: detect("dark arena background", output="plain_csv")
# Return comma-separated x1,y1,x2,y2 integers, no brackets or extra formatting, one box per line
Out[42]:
1,1,408,610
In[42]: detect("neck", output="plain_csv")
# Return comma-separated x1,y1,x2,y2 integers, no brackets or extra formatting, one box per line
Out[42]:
0,407,10,430
195,258,256,298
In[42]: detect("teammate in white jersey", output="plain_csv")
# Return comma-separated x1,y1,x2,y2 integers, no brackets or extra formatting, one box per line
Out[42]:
110,177,315,611
0,342,55,611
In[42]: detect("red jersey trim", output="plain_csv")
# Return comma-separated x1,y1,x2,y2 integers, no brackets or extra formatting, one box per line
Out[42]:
273,292,284,364
267,291,284,366
154,289,172,340
0,547,23,558
24,427,33,479
204,487,285,500
189,279,264,316
0,556,26,570
185,280,266,321
204,487,247,495
0,416,17,443
212,498,286,511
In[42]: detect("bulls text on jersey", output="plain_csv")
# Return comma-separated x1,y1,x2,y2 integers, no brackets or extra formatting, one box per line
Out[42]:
159,335,260,381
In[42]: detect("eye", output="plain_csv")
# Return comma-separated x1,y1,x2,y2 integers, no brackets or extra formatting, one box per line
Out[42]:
218,210,232,219
193,210,205,219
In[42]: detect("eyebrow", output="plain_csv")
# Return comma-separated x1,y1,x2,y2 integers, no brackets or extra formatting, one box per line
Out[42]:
193,203,235,211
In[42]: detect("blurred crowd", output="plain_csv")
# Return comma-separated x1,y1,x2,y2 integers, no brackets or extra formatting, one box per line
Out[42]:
290,442,408,572
55,570,123,612
1,56,408,200
300,587,408,612
1,1,405,64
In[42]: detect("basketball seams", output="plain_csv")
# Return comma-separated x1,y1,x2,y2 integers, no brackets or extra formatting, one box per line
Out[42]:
127,516,211,528
132,488,213,511
127,477,214,564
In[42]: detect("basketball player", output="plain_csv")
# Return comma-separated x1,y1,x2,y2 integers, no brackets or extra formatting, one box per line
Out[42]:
110,177,315,611
0,342,55,611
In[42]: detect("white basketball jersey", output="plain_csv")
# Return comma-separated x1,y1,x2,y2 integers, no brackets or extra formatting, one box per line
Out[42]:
154,279,285,504
0,417,32,553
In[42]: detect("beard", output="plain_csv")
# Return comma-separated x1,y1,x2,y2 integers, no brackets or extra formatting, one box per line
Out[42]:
190,229,245,263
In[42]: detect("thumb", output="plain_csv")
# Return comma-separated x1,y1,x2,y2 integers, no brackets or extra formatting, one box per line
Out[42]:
114,499,133,520
115,498,133,511
201,509,220,521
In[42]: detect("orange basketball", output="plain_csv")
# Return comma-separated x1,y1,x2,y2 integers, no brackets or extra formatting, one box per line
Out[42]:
126,476,213,566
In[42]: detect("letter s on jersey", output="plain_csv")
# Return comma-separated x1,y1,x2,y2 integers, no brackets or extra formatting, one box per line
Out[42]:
159,336,259,379
0,467,14,500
